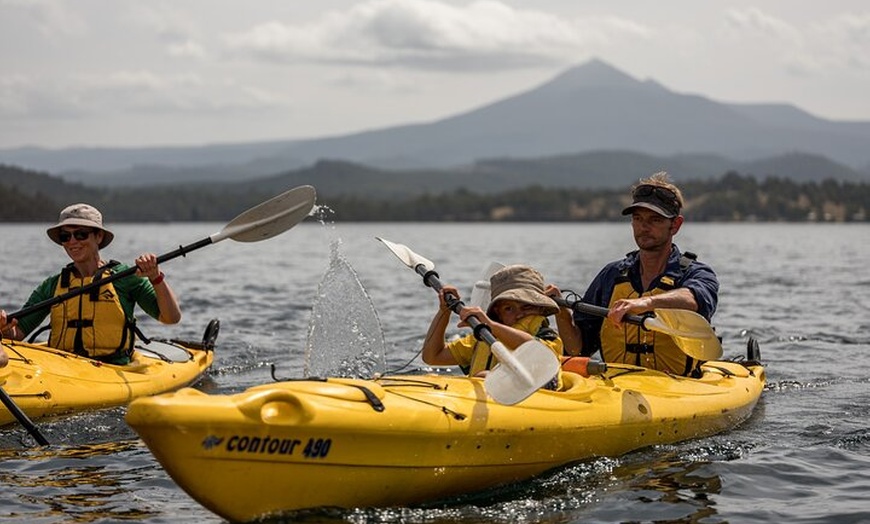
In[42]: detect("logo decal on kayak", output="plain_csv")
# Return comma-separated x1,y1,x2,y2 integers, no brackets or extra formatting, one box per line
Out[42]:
205,434,332,459
202,435,224,449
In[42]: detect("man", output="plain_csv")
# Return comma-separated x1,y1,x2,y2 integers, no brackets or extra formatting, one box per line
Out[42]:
551,172,719,376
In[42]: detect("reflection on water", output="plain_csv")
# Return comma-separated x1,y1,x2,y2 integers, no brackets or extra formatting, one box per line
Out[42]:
603,456,724,523
258,444,742,524
0,441,157,522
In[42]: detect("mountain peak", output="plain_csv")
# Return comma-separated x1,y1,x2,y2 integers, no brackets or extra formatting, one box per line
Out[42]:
542,59,646,91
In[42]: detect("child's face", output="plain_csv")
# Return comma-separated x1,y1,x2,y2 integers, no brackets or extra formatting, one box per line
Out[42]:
492,299,542,326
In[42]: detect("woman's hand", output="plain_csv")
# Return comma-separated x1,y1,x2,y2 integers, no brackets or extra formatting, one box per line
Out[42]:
0,310,19,341
135,253,161,282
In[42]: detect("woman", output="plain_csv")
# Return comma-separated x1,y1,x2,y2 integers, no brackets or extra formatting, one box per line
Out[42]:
0,203,181,364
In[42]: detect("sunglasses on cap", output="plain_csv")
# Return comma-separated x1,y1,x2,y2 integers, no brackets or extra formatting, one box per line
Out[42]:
631,184,681,214
58,229,94,243
632,184,678,203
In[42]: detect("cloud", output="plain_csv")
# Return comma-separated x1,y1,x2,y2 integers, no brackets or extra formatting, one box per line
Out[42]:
223,0,651,71
0,70,283,120
815,12,870,71
0,0,87,37
0,75,75,118
327,69,421,94
126,3,197,43
124,4,209,61
167,39,207,59
724,7,801,42
77,70,287,113
724,7,870,75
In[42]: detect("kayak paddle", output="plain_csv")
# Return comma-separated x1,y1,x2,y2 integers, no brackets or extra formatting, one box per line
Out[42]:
378,237,559,405
7,185,317,323
555,296,723,361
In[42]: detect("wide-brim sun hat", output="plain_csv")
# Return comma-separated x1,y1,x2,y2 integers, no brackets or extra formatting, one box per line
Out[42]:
486,264,559,318
46,203,114,249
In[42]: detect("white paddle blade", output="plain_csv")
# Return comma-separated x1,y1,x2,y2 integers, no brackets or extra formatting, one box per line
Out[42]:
376,237,435,272
215,185,316,243
484,340,560,405
645,309,723,360
469,261,505,309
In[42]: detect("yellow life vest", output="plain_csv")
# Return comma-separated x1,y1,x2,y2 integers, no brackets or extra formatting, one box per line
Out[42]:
599,278,697,376
450,315,563,389
49,263,135,361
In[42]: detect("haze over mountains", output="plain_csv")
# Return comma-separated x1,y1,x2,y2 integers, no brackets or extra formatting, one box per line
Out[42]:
2,59,869,187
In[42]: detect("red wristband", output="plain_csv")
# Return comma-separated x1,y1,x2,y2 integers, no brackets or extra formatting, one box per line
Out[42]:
150,272,165,286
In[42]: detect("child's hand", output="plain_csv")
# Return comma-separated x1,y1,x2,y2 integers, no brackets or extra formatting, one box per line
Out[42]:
457,305,489,328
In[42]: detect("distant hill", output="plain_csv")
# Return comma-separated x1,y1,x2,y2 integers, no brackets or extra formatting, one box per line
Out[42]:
1,58,869,188
0,142,309,183
0,164,279,223
3,163,866,223
232,151,868,198
4,148,866,207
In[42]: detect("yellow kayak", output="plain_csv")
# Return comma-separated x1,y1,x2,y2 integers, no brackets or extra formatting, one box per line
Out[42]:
126,354,764,522
1,321,217,427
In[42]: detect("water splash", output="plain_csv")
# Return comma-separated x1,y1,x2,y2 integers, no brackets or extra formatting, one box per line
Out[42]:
304,238,387,378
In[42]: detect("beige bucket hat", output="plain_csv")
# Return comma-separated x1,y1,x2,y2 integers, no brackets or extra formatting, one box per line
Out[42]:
486,264,559,318
46,203,114,249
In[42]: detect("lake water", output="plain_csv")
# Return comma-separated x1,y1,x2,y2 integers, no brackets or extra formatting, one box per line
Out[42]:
1,221,869,523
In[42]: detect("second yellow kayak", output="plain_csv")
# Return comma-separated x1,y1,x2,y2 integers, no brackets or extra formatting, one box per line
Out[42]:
126,356,764,521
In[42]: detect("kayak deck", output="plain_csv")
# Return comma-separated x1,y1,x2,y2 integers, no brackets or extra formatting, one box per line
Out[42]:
126,359,764,521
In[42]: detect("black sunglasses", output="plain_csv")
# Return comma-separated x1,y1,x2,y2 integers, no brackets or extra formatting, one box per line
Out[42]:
633,184,678,203
58,229,94,243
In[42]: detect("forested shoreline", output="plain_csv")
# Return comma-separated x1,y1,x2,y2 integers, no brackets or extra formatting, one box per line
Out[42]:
321,173,869,222
2,165,868,223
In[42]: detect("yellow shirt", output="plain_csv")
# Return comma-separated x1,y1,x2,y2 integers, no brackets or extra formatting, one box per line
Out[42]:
447,315,563,387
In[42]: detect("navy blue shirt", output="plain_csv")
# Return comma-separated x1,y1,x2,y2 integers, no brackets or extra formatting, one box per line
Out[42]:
574,244,719,357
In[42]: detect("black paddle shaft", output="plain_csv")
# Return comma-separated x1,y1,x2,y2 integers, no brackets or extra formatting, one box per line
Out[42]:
416,265,498,346
8,237,213,322
0,386,49,445
556,297,652,330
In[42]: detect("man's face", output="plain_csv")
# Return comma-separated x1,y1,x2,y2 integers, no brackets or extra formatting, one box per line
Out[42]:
631,208,681,251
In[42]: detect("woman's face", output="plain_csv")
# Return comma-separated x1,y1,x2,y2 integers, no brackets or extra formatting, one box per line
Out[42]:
59,227,102,263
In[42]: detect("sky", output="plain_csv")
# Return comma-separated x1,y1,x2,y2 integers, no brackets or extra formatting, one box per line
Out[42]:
1,0,868,150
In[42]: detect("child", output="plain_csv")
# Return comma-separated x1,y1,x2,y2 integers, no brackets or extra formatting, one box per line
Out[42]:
422,264,563,388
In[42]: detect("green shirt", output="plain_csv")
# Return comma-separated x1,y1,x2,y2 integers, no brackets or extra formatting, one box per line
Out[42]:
16,262,161,337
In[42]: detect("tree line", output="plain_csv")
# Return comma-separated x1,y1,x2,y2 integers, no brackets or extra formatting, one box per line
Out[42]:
1,165,868,223
320,172,869,222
